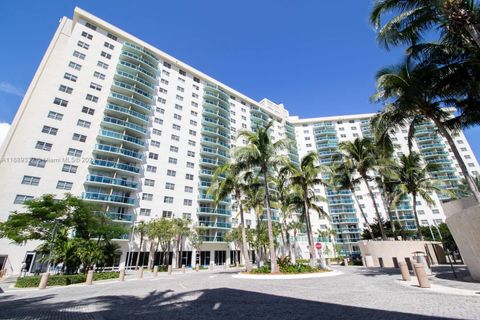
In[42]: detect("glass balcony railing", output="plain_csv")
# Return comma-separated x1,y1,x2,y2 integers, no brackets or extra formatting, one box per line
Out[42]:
197,221,232,229
115,70,155,90
103,116,147,135
82,192,136,205
105,103,149,123
110,92,151,112
100,129,145,147
95,144,143,160
123,42,159,63
112,80,154,101
200,235,225,242
198,207,231,216
118,60,156,81
86,174,138,189
90,159,140,174
120,51,158,71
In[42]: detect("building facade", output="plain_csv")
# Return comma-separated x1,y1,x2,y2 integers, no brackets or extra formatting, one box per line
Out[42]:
0,8,478,274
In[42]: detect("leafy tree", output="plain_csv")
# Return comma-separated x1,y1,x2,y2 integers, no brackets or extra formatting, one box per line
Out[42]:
134,221,149,270
235,121,290,273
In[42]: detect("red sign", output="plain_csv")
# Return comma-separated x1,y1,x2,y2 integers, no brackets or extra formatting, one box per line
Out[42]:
315,242,322,250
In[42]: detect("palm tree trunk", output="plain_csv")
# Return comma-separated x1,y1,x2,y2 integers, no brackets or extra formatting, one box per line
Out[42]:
431,117,480,203
238,198,253,272
303,188,317,267
147,241,155,269
285,225,291,258
363,177,387,240
135,235,143,270
256,216,262,268
351,187,375,239
412,192,424,240
262,170,278,273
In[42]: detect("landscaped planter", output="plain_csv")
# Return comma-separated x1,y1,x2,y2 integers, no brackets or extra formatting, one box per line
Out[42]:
15,271,120,288
233,269,341,280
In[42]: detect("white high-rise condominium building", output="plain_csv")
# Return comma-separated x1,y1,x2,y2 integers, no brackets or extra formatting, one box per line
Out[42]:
0,8,478,275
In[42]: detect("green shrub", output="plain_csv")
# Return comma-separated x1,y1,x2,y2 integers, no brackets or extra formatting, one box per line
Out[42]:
249,266,271,274
15,272,119,288
296,259,309,264
247,263,329,275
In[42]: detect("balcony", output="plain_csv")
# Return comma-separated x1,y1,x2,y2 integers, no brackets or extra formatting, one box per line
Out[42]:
201,126,230,139
120,51,158,73
197,221,232,229
105,103,149,124
123,42,159,64
115,70,155,92
85,174,138,190
200,147,229,159
90,159,141,175
99,129,145,148
203,108,230,122
328,199,354,206
118,60,157,82
198,193,230,203
203,99,229,113
112,80,154,103
82,192,136,206
109,92,151,113
198,207,231,216
332,218,359,224
201,137,230,149
94,144,143,161
202,117,230,130
204,91,229,103
102,116,147,136
200,235,225,242
95,211,134,223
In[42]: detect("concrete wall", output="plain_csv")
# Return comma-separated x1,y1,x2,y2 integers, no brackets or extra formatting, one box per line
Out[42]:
443,196,480,281
358,240,446,268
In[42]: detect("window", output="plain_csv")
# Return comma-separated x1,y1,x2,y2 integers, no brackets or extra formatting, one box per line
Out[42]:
338,127,345,131
73,50,86,60
188,140,196,146
192,102,198,108
146,165,157,173
90,82,102,91
154,118,163,125
59,85,73,94
104,42,115,50
144,179,155,187
183,199,192,206
72,133,87,142
175,104,183,111
97,61,109,69
164,196,174,203
53,97,68,107
185,186,193,193
190,120,197,126
101,51,112,59
468,163,475,167
93,73,106,81
64,73,78,82
77,41,89,49
183,212,192,219
85,22,97,30
42,126,58,135
456,140,464,144
82,106,95,115
193,77,200,83
171,134,180,141
86,94,98,103
353,133,359,137
170,146,179,153
142,193,153,201
165,182,175,190
461,147,467,152
177,86,184,92
340,134,346,138
149,152,158,160
158,97,166,104
62,164,78,173
174,113,182,120
178,77,185,83
107,33,118,41
29,158,46,168
465,155,471,159
185,174,194,180
186,162,194,168
56,180,73,190
176,95,184,101
432,209,440,214
191,111,198,117
35,141,52,151
22,176,40,186
162,70,170,76
14,194,34,204
305,137,310,141
187,151,195,157
189,130,196,136
418,210,425,215
167,169,176,177
140,208,151,216
163,61,171,68
172,124,181,130
67,148,82,157
160,79,169,85
152,129,162,136
81,31,93,40
150,140,160,148
191,93,198,99
156,107,165,114
179,69,186,76
168,157,177,164
306,144,312,147
47,111,63,121
76,119,91,128
68,61,82,71
159,88,167,94
162,210,172,218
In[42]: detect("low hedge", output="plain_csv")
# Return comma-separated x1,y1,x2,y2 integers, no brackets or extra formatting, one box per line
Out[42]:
15,271,119,288
248,264,328,275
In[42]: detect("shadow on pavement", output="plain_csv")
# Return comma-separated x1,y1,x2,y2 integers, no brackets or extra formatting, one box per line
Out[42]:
0,287,459,320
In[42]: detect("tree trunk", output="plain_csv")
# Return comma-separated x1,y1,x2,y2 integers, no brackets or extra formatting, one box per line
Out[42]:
286,228,291,258
303,187,317,267
431,117,480,203
256,216,262,268
135,234,143,270
147,241,155,269
412,193,424,240
363,177,387,240
238,192,253,272
351,187,375,239
262,170,278,273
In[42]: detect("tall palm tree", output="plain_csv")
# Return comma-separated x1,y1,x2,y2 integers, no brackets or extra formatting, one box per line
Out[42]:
329,162,375,240
283,152,328,267
395,152,443,239
288,220,304,263
235,121,290,273
371,60,480,202
370,0,480,49
208,163,253,272
338,138,388,240
134,221,148,270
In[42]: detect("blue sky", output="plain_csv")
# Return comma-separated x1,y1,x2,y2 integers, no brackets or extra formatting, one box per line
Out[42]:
0,0,479,157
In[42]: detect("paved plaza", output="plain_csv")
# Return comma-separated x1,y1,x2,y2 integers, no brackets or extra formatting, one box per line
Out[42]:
0,266,479,320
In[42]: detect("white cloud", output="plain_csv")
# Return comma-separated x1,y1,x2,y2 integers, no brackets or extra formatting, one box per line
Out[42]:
0,123,11,146
0,81,25,97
